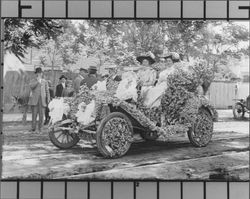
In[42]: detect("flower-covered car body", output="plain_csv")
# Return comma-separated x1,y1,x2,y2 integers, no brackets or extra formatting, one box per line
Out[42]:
48,61,218,158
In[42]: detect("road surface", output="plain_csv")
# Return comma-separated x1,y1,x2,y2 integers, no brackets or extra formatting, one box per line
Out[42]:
2,110,249,180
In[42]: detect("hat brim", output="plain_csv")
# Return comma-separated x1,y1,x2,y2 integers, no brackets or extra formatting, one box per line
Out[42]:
34,67,43,73
136,56,155,65
164,55,172,60
88,67,97,70
59,75,67,80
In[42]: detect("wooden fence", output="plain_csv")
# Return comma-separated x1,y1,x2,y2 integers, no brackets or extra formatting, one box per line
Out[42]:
3,70,77,105
207,81,237,109
3,72,248,110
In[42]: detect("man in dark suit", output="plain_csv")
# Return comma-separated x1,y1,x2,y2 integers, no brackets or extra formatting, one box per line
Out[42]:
80,66,99,89
28,67,50,133
73,68,87,93
55,75,67,97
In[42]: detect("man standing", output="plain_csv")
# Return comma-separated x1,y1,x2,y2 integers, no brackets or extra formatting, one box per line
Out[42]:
73,68,87,93
55,75,67,97
28,67,50,133
80,66,99,89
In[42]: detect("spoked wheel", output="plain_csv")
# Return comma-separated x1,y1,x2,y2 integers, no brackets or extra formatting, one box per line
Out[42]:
49,124,80,149
96,112,134,158
233,103,245,120
188,107,214,147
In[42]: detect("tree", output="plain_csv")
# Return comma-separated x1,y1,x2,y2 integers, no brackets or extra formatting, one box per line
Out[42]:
4,19,63,59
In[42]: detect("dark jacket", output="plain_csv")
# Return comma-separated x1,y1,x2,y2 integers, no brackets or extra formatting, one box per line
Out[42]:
62,88,75,97
49,88,54,100
73,75,84,93
55,84,64,97
80,74,99,89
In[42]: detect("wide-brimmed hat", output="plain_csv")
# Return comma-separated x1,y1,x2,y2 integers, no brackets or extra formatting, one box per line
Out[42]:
34,67,42,74
136,51,156,65
88,65,97,70
79,68,88,72
59,75,67,80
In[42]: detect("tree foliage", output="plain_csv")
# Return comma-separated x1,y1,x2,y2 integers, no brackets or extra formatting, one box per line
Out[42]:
4,19,63,59
5,20,249,81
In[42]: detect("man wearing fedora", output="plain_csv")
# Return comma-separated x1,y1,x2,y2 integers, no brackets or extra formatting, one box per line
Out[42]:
55,75,67,97
28,67,50,133
80,66,99,89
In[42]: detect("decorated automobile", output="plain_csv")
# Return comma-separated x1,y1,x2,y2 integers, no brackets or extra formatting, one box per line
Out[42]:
48,60,218,158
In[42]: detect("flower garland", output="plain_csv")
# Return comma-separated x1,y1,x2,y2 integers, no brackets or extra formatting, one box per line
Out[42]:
58,60,217,142
64,85,94,120
161,61,217,129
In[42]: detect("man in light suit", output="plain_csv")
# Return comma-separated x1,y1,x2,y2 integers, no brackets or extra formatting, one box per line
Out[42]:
28,67,50,133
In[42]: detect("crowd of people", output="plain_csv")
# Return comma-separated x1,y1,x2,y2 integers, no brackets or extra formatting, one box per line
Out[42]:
28,50,185,133
27,64,102,132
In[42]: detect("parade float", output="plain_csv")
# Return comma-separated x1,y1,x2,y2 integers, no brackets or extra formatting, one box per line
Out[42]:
48,60,218,158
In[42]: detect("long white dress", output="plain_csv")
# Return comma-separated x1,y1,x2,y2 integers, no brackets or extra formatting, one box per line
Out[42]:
115,71,138,102
137,67,157,101
143,67,175,108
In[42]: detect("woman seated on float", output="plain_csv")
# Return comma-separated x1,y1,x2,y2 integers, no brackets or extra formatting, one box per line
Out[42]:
115,52,157,102
142,52,181,108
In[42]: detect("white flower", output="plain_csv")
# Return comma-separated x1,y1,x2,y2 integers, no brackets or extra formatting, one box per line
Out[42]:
76,100,96,125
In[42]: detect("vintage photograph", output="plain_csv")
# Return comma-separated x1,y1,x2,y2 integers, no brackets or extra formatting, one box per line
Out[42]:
1,20,249,180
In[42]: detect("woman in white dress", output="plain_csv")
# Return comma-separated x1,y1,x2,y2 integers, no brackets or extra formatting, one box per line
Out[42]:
114,52,158,105
143,52,181,108
135,52,158,102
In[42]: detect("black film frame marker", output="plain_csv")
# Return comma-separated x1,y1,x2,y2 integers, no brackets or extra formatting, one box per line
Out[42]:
111,0,114,19
181,0,183,21
157,181,159,199
17,180,20,199
66,0,69,18
157,0,160,20
18,0,32,18
87,181,90,199
111,181,114,199
227,0,229,21
41,180,44,199
42,0,45,18
180,181,183,199
204,181,206,199
204,0,206,20
65,180,68,199
239,6,250,19
89,0,91,19
134,0,137,19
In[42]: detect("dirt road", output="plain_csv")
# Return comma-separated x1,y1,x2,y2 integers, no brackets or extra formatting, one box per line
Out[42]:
2,110,249,180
